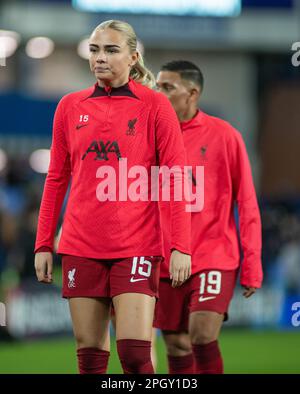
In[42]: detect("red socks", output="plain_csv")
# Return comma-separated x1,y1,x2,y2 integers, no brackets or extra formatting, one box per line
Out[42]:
77,347,110,374
168,353,195,374
192,340,224,374
76,341,222,374
117,339,154,374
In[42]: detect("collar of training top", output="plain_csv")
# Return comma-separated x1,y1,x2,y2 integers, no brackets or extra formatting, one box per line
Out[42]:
90,80,139,99
180,110,205,132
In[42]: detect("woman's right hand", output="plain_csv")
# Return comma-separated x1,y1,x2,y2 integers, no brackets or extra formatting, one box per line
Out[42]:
169,250,191,288
34,252,53,284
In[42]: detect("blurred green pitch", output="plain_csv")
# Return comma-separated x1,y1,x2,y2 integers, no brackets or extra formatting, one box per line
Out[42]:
0,330,299,374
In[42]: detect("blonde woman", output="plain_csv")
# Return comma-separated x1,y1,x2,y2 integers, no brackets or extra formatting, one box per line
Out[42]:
34,20,191,374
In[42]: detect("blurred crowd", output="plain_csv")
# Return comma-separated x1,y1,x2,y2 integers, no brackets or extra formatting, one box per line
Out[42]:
261,199,300,294
0,158,63,295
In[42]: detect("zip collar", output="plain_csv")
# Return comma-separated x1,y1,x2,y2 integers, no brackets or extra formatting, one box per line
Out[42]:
89,79,139,99
180,110,205,132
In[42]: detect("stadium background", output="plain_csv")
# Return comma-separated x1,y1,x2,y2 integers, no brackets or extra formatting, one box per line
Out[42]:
0,0,300,374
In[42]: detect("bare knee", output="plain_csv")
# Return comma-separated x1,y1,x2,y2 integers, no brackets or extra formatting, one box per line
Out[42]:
71,318,111,351
189,312,223,345
162,331,192,356
190,329,216,345
75,333,102,350
113,293,155,341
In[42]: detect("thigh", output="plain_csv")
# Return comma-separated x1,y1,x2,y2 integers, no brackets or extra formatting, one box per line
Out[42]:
69,297,111,351
113,292,156,341
189,269,237,318
188,269,237,344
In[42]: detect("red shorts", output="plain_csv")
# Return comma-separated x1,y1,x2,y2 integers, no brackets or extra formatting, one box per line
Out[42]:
61,255,162,299
154,269,238,332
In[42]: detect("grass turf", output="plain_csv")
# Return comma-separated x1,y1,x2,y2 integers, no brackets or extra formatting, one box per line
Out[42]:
0,329,299,374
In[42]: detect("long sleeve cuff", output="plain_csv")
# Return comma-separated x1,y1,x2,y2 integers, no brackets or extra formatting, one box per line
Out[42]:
35,246,53,254
240,253,263,288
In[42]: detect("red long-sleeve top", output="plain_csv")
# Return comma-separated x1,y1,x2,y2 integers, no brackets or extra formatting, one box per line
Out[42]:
160,111,263,288
35,79,191,259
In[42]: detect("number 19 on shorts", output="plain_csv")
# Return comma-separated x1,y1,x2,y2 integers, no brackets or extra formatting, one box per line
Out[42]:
199,271,221,301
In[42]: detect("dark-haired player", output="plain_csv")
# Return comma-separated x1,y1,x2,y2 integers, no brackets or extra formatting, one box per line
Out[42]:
155,60,263,374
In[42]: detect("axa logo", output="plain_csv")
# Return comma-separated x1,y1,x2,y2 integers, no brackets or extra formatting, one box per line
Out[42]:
68,268,76,288
126,118,137,136
82,140,122,161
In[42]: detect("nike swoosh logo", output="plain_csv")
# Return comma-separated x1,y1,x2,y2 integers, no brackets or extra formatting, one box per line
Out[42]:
130,277,147,283
76,124,89,130
199,295,216,302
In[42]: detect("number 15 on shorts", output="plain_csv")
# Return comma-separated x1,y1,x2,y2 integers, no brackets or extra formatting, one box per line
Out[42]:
131,256,152,278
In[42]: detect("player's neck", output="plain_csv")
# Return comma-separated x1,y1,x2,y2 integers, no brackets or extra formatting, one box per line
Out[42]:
178,108,198,122
97,75,129,89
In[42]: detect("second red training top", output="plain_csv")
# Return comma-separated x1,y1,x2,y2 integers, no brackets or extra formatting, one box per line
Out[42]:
159,111,263,288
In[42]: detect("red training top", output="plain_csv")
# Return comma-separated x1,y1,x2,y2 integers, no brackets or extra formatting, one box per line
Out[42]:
35,79,191,260
159,110,263,288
